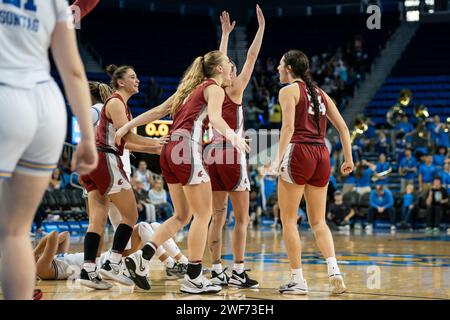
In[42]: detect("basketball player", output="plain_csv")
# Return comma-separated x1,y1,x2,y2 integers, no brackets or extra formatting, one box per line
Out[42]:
271,50,353,295
115,51,249,293
78,65,167,289
34,223,188,281
0,0,98,300
88,80,156,264
206,6,264,288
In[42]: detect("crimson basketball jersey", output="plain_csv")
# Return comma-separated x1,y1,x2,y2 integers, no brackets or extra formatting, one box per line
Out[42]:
170,78,217,139
96,93,132,155
291,81,328,144
211,93,244,143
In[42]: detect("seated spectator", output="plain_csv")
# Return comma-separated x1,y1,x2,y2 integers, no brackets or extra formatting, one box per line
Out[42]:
327,191,355,231
249,190,262,227
365,183,396,232
133,179,156,222
399,184,417,230
133,160,155,192
148,179,173,220
419,154,438,193
433,146,447,171
399,148,418,193
375,131,389,155
48,168,62,190
425,177,448,234
354,160,375,195
375,153,391,186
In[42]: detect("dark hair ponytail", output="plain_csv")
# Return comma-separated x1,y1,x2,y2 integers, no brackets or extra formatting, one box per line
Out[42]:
283,50,321,136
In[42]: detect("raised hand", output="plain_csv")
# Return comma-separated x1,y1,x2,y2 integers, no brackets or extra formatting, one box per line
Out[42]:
256,4,265,27
220,11,236,35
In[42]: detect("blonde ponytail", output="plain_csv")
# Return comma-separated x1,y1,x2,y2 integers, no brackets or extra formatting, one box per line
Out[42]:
170,50,226,115
98,83,114,103
170,56,205,115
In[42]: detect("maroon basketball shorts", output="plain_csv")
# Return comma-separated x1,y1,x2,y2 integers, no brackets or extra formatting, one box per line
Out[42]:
160,139,210,186
279,142,331,187
205,144,250,192
80,151,131,195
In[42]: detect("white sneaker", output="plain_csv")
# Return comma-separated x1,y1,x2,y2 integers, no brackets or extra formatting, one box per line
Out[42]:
446,228,450,234
279,278,308,295
329,274,346,295
98,260,134,286
390,225,396,233
78,268,113,290
425,227,432,234
432,227,440,235
365,224,373,233
210,267,230,285
180,274,222,294
124,250,151,290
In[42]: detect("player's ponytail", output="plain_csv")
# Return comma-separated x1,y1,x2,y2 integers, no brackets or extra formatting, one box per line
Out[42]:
170,50,226,115
89,81,113,104
283,50,322,136
106,64,134,90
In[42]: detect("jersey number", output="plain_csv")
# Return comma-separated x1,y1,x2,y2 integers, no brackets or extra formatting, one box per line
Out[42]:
2,0,37,12
307,94,326,116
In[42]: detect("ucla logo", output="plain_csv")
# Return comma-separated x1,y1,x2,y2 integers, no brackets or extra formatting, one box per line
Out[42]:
2,0,37,12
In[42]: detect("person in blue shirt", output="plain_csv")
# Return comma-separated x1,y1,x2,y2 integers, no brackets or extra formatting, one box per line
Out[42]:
426,115,440,146
375,153,391,186
354,160,375,195
395,132,407,163
418,154,438,193
399,184,416,230
365,183,396,232
434,120,449,149
433,146,447,171
395,115,414,143
399,148,418,193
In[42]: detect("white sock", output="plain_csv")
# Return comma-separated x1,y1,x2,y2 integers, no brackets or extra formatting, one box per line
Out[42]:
233,263,244,274
95,257,100,266
326,257,340,276
83,262,96,273
212,263,223,274
164,256,176,268
178,255,188,265
291,268,304,283
109,251,122,264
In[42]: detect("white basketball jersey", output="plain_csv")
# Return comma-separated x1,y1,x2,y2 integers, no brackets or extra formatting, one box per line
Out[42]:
0,0,72,89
